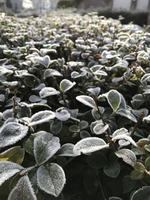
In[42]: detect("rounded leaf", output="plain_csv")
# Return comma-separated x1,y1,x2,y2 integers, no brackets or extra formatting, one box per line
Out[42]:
0,122,28,149
145,157,150,171
44,69,62,79
73,137,109,155
104,160,120,178
107,90,121,112
0,161,23,187
55,108,71,121
37,163,66,197
39,87,60,98
112,134,137,147
93,122,109,135
130,162,146,180
76,95,96,109
115,149,136,167
0,146,25,165
60,79,76,93
131,186,150,200
34,132,60,165
57,143,76,157
29,110,55,126
8,176,37,200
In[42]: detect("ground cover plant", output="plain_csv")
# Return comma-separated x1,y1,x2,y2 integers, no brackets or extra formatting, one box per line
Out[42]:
0,10,150,200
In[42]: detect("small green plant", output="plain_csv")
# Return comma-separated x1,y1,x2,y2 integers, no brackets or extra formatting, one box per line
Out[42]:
0,11,150,200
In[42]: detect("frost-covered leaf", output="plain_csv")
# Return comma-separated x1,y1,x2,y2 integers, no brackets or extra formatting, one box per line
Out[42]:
92,107,105,120
44,69,62,79
29,110,55,126
117,109,137,123
37,163,66,197
115,149,136,167
0,122,28,149
8,176,37,200
112,128,129,137
57,143,76,157
107,90,121,112
30,55,50,68
55,107,71,121
39,87,60,98
93,121,109,135
143,115,150,122
34,132,60,165
60,79,76,93
76,95,96,109
0,146,25,164
29,95,41,103
87,87,101,96
112,134,137,147
73,137,109,155
0,161,23,187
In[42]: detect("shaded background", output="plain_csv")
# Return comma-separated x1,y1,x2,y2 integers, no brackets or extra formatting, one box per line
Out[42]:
0,0,150,25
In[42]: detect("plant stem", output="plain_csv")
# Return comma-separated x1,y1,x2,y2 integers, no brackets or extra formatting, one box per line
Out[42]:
19,166,36,176
93,96,112,142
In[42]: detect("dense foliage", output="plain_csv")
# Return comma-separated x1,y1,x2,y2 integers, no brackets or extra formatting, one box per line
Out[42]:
0,11,150,200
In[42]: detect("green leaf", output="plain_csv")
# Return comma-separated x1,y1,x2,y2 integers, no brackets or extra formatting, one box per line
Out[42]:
60,79,76,93
37,163,66,197
39,87,60,98
131,186,150,200
104,160,120,178
76,95,96,109
73,137,109,155
8,176,37,200
130,162,145,180
145,157,150,171
29,110,55,126
0,122,28,149
107,90,121,112
144,144,150,153
115,149,136,167
34,132,60,165
0,161,23,187
123,176,136,193
50,120,62,134
134,162,145,172
0,146,25,165
109,197,122,200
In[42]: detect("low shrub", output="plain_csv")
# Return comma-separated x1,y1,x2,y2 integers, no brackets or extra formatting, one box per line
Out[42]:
0,11,150,200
